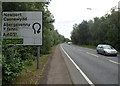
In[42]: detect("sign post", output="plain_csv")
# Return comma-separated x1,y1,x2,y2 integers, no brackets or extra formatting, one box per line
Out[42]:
0,1,2,85
37,46,40,69
2,11,42,69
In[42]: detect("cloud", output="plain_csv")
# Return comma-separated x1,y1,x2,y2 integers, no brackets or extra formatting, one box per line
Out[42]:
48,0,120,38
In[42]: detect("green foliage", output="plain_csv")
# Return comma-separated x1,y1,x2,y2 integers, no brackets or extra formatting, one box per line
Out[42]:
71,10,120,51
71,21,90,45
2,46,24,85
79,45,96,50
2,1,66,85
2,45,37,85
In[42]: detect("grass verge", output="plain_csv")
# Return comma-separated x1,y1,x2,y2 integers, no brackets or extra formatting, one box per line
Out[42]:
73,44,96,50
12,54,49,84
118,51,120,54
12,46,55,84
79,45,96,49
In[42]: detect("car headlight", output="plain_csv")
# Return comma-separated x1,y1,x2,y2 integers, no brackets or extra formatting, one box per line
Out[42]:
104,50,111,53
115,51,118,53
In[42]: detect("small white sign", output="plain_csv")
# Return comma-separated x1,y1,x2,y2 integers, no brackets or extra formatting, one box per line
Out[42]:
2,11,42,45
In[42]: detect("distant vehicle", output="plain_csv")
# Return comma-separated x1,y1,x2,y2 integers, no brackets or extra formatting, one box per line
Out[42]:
68,42,72,45
96,44,118,56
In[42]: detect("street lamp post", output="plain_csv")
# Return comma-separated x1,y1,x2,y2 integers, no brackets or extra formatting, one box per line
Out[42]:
118,2,120,85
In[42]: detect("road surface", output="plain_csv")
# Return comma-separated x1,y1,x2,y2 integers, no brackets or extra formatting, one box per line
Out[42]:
60,43,120,85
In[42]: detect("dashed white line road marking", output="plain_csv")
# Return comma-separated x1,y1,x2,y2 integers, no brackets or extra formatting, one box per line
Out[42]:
61,46,95,86
86,52,99,57
77,49,82,52
109,60,120,64
86,52,120,64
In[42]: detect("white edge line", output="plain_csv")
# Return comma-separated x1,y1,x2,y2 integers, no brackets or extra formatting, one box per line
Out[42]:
86,52,99,57
61,45,95,86
109,60,120,64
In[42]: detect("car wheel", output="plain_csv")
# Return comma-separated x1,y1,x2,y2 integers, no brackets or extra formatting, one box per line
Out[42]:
103,51,106,56
97,50,99,54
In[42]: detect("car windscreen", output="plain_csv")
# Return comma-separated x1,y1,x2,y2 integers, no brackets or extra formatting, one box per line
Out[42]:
103,45,114,49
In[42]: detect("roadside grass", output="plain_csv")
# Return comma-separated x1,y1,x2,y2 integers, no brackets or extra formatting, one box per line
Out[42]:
12,54,49,84
12,46,55,84
118,51,120,54
79,45,96,50
73,44,96,50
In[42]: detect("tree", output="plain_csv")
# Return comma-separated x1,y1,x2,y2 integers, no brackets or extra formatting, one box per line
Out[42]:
2,2,66,84
71,21,90,45
71,9,120,51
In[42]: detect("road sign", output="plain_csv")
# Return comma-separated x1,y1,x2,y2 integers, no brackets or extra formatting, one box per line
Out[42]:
2,11,42,45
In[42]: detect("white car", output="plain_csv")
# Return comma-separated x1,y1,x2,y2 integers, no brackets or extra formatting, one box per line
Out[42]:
68,42,72,45
96,44,118,56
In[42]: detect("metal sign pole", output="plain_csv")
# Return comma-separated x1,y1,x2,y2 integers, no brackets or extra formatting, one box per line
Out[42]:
0,1,2,86
37,46,40,69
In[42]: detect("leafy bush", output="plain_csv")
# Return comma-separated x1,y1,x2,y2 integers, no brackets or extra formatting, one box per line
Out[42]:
2,53,24,85
2,45,36,85
2,46,24,85
2,2,66,85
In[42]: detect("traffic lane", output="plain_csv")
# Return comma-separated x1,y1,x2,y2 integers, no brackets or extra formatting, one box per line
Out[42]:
69,44,119,57
61,44,118,84
60,46,89,84
62,44,118,84
63,43,119,70
69,44,119,64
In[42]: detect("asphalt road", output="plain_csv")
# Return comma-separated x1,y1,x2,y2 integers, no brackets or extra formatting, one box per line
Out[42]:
60,43,120,85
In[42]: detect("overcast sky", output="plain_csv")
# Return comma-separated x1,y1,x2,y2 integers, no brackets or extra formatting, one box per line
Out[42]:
48,0,120,39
